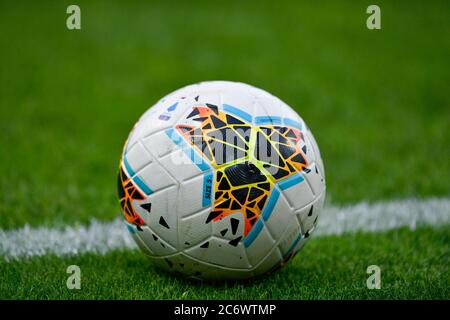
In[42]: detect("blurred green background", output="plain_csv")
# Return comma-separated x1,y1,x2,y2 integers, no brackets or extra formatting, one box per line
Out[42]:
0,0,449,300
0,0,449,229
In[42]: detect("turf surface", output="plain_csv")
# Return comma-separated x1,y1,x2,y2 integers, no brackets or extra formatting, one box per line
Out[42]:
0,0,449,300
1,226,448,299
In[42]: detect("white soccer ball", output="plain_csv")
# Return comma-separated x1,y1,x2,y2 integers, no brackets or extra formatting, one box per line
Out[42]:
117,81,325,280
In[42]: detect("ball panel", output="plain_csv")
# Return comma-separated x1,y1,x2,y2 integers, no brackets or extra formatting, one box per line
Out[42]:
295,190,325,237
124,142,153,174
189,91,222,108
263,190,294,241
130,230,154,256
126,99,190,152
244,223,275,267
252,91,281,120
178,208,212,249
158,149,204,182
138,160,177,193
220,90,256,119
281,177,315,210
135,225,177,256
141,130,177,159
177,173,212,218
303,162,325,196
157,253,254,281
211,212,245,241
136,185,179,248
251,246,283,278
307,129,325,178
184,236,251,269
277,216,302,256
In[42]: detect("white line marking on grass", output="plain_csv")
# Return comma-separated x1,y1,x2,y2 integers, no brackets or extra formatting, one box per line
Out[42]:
314,197,450,236
0,198,449,260
0,219,137,261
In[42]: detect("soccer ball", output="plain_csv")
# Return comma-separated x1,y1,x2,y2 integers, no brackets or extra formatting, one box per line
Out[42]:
117,81,325,280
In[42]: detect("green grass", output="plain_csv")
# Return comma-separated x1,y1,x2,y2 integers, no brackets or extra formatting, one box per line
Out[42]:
0,0,449,229
0,0,449,300
1,226,448,299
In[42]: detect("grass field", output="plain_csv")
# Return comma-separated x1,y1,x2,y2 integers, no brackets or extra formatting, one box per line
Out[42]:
1,226,448,299
0,0,449,299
